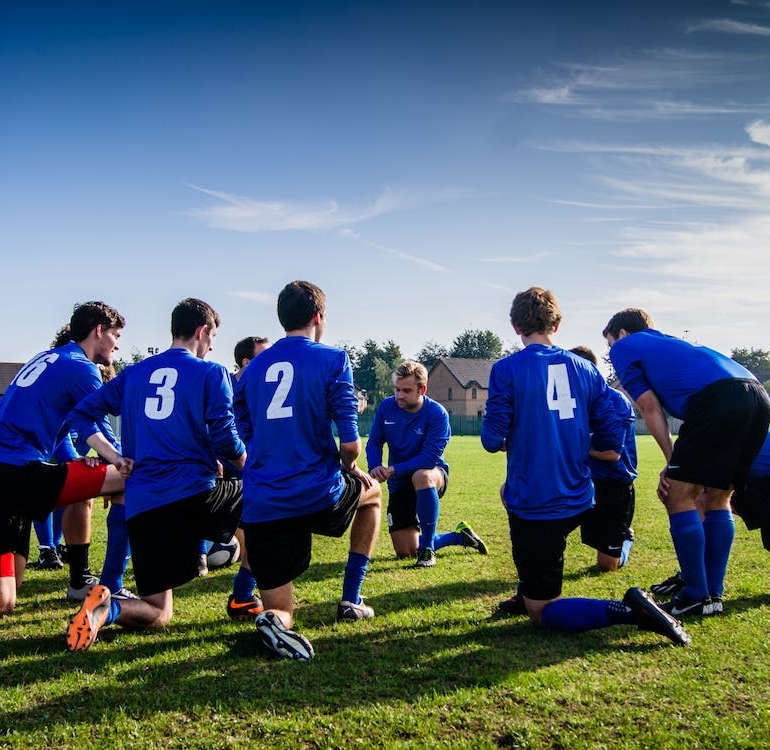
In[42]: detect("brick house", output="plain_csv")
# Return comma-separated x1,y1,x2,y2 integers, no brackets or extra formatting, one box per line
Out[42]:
0,362,24,399
427,357,495,418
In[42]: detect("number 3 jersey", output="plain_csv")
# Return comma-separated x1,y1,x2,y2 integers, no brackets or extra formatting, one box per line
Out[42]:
0,342,104,465
480,344,626,521
234,335,360,523
68,348,244,519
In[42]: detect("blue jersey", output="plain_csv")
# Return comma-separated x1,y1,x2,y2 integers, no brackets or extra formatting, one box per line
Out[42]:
609,329,753,419
68,348,244,520
219,372,245,479
749,433,770,478
366,395,450,491
481,344,626,520
0,342,103,465
586,387,638,483
235,335,359,522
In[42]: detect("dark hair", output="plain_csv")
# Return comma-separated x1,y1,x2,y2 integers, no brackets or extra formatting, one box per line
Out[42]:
602,308,653,339
510,287,561,336
51,324,72,349
569,345,598,365
69,302,125,343
171,298,220,339
277,280,325,332
234,336,268,366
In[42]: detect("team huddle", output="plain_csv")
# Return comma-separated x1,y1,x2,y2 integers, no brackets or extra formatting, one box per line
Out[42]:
1,282,768,659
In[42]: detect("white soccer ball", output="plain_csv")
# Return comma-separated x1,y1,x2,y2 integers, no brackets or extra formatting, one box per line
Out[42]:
207,536,241,569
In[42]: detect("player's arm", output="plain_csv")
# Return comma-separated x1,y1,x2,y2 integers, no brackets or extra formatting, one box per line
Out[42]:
481,364,512,453
589,447,621,462
340,438,374,489
634,389,673,462
205,366,246,468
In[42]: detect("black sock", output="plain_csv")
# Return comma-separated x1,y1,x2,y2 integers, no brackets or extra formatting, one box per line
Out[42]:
67,543,91,587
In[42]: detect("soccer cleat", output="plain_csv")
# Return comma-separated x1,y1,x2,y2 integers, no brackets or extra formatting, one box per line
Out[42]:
66,584,112,651
710,596,724,615
56,543,69,564
414,548,436,568
227,594,265,620
36,546,64,570
66,574,100,602
455,521,488,555
497,593,527,616
197,553,209,577
112,587,139,600
337,599,375,622
650,570,686,597
622,586,690,646
661,594,714,617
256,611,314,660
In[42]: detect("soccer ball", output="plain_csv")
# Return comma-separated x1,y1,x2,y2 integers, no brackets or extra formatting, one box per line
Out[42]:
207,536,241,569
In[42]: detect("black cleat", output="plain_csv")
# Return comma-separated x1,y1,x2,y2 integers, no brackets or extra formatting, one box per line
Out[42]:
623,586,690,646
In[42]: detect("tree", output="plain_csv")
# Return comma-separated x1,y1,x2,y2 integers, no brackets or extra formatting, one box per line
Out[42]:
449,329,503,360
352,339,403,408
415,340,450,371
114,346,147,374
731,347,770,384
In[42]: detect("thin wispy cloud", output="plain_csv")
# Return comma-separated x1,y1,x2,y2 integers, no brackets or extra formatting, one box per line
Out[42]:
687,18,770,36
505,48,770,120
227,291,275,304
475,252,555,263
384,248,450,274
188,185,401,232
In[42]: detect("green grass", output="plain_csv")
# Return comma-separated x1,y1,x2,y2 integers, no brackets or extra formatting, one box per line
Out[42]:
3,435,770,748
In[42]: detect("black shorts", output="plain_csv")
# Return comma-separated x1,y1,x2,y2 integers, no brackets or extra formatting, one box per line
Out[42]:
387,469,448,533
0,461,68,523
127,479,242,597
508,509,589,601
731,476,770,551
243,473,363,591
0,512,31,559
667,379,770,489
580,479,635,557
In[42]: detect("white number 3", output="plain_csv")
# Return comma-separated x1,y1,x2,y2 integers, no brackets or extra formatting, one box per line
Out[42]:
546,363,577,419
144,367,178,420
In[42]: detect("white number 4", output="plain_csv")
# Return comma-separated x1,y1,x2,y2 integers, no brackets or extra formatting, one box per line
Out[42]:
546,363,577,419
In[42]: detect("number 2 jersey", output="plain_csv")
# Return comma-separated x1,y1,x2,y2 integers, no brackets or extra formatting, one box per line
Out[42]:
0,342,104,465
481,344,626,520
234,335,359,523
68,347,244,520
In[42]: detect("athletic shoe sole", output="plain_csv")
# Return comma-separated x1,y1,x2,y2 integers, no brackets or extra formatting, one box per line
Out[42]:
227,594,265,620
456,522,488,555
623,586,690,646
66,584,112,652
256,611,314,660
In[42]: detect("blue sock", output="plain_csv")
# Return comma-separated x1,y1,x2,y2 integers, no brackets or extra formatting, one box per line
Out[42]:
540,598,613,631
416,487,439,550
703,509,734,598
33,514,54,548
53,507,64,548
669,510,708,601
434,531,462,550
232,565,257,601
341,551,370,605
99,504,131,593
619,535,634,568
105,598,122,626
199,539,211,555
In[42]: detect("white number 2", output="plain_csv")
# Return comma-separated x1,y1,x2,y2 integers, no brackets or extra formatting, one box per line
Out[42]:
546,363,577,420
266,362,294,419
144,368,178,420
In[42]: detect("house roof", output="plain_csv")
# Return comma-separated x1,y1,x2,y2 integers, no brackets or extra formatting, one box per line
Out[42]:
0,363,24,395
430,357,494,388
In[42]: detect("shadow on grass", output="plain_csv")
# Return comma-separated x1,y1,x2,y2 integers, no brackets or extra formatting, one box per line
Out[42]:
0,574,706,733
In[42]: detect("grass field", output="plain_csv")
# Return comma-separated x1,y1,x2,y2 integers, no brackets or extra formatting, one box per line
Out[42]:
3,435,770,749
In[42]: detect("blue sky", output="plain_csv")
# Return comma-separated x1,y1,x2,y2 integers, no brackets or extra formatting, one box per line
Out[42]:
2,0,769,370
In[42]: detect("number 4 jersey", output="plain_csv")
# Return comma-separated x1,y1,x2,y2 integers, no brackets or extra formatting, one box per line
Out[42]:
234,335,360,523
481,344,626,521
68,348,244,519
